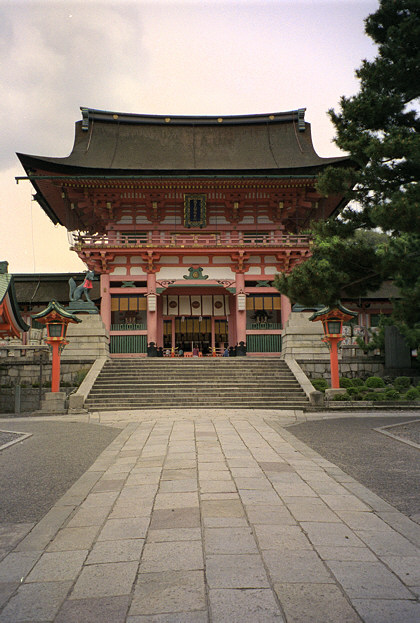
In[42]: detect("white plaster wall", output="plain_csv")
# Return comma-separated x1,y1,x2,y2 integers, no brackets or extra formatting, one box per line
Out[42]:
264,256,277,262
208,216,228,224
239,216,255,224
183,256,209,263
257,216,273,223
161,215,182,224
116,216,133,224
112,256,127,264
205,267,235,279
110,267,128,275
163,257,180,264
248,256,261,263
246,266,262,275
157,266,235,280
136,215,152,224
130,266,146,274
130,257,143,264
263,266,277,273
157,267,194,280
212,256,231,264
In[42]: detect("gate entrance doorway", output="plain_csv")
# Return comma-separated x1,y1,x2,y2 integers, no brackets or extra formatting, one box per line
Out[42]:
163,316,228,354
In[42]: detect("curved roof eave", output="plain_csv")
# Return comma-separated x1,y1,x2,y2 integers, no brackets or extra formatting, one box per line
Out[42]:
0,274,30,332
17,107,352,173
17,153,351,178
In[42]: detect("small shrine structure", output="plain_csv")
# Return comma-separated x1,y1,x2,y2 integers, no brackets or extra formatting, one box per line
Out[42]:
17,107,349,356
0,262,29,339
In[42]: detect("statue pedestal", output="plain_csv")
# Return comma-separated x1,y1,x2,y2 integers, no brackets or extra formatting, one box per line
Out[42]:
281,312,330,360
67,301,98,314
62,315,109,361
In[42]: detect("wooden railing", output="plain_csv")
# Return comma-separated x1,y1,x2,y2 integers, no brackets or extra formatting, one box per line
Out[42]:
110,324,147,331
247,323,282,330
71,231,311,249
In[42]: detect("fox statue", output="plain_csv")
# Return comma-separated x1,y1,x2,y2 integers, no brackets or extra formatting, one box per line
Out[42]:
69,271,95,302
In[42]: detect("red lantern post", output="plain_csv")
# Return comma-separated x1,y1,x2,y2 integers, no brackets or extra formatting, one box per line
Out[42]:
310,304,357,389
32,301,81,393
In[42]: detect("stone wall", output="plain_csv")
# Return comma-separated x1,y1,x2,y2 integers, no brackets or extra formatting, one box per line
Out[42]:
0,359,92,387
298,357,385,381
0,386,76,414
0,359,93,413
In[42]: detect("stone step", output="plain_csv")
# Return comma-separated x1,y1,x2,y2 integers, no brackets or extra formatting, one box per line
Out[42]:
88,381,302,389
94,374,297,385
85,400,309,409
100,372,291,378
85,357,309,411
87,392,304,400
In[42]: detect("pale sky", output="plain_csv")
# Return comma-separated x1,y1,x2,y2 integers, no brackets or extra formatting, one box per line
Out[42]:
1,0,378,274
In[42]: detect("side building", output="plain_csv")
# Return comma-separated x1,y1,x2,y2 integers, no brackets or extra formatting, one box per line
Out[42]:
17,107,350,356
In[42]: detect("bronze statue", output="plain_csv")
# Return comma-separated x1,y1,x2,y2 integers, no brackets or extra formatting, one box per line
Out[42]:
69,271,95,303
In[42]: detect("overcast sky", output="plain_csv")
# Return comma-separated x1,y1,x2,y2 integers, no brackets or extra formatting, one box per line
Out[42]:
1,0,378,274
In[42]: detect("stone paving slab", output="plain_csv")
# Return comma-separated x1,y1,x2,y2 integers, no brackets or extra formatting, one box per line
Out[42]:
0,410,419,622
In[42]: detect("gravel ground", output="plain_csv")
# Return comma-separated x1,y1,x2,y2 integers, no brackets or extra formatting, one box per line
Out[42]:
284,415,420,522
385,419,420,444
0,431,22,447
0,420,121,523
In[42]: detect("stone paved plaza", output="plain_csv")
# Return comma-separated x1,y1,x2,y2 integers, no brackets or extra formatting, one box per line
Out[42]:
0,409,419,622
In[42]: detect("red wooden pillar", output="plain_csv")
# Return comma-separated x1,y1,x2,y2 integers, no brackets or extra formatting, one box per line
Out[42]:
211,316,216,355
156,295,163,347
228,295,236,347
171,317,176,354
235,272,246,344
100,273,111,331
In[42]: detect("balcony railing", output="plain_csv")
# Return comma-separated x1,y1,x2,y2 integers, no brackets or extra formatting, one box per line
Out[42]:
71,231,311,249
110,324,147,331
246,323,282,330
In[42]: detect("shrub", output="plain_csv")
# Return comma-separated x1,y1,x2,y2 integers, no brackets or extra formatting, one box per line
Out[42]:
364,392,383,401
353,392,368,401
312,378,328,392
404,388,420,401
332,393,351,401
347,387,361,396
339,377,353,388
351,378,365,387
384,389,400,401
74,367,89,387
394,376,411,391
365,376,385,388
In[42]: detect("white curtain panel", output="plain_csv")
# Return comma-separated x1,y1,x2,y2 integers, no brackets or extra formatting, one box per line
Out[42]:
190,295,202,316
213,294,225,316
202,295,213,315
163,294,230,317
167,295,179,316
179,295,191,316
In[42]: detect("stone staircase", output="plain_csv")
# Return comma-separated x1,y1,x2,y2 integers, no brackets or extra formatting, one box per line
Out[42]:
84,357,310,410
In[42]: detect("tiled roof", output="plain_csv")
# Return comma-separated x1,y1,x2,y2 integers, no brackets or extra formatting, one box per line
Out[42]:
18,107,349,174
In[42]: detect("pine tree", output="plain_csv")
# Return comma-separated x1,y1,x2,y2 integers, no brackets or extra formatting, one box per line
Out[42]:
276,0,420,347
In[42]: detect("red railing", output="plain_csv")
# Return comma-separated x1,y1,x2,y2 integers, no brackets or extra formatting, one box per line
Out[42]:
71,231,311,249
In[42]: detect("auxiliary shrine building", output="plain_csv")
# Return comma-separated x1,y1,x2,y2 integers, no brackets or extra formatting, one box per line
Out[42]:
18,108,349,356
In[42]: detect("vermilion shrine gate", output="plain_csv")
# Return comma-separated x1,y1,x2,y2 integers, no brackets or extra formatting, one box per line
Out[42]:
18,108,349,355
